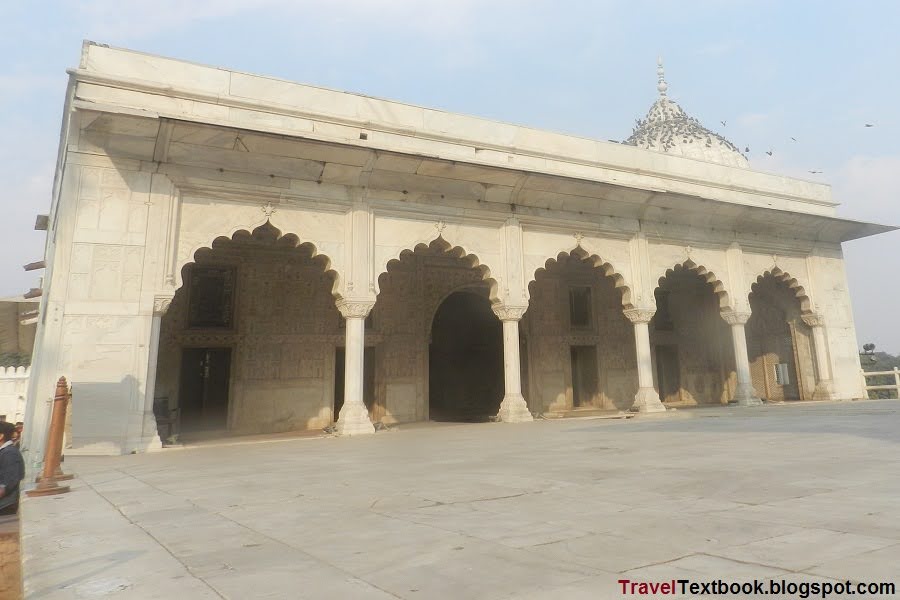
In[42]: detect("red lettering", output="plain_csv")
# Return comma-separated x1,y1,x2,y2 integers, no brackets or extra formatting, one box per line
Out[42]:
617,579,681,595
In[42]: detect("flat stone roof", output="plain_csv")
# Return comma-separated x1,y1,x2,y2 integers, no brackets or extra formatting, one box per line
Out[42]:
70,42,842,218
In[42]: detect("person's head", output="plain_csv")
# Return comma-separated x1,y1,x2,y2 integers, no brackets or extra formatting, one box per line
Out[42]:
0,422,15,444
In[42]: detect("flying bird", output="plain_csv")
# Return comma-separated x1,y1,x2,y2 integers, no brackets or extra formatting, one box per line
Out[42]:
765,150,773,156
744,146,750,153
809,170,822,174
865,124,875,127
791,137,797,142
720,120,727,127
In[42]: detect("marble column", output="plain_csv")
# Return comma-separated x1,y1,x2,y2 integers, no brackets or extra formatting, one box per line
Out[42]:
336,300,376,435
721,311,763,406
491,305,533,422
140,296,170,450
802,313,835,401
623,308,666,413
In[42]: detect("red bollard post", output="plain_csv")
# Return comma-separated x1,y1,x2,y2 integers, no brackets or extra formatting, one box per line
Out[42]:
27,377,71,497
35,385,74,484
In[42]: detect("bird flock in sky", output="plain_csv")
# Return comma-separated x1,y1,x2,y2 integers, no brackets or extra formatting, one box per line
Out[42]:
719,120,875,175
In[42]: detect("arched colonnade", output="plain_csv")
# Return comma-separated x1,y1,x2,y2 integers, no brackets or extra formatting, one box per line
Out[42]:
145,219,835,439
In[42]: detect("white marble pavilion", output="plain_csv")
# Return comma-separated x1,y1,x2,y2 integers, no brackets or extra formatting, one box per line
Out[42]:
22,43,894,460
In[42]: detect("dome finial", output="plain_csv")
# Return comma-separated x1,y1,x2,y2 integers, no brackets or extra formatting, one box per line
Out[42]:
657,56,668,97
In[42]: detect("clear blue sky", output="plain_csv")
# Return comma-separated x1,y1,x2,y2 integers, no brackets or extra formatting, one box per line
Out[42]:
1,1,898,352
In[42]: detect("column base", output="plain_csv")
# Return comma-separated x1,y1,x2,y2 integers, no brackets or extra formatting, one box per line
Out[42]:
812,381,835,402
335,403,376,436
496,393,533,423
733,384,763,406
630,387,667,413
26,480,70,497
123,435,164,454
142,435,164,452
138,412,164,452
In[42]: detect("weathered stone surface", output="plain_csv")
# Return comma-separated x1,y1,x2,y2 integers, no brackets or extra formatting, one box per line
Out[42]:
22,400,900,598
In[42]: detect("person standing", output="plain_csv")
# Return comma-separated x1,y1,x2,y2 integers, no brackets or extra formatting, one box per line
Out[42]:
10,422,22,448
0,421,25,515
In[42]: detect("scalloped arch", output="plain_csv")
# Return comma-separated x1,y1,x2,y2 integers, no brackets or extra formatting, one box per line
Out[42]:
751,268,812,314
657,259,731,310
529,247,634,309
376,236,500,303
178,221,342,298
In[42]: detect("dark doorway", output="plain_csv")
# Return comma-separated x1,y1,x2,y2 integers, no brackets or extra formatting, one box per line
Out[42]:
178,347,231,431
570,345,599,407
333,346,376,420
429,291,503,421
655,345,681,404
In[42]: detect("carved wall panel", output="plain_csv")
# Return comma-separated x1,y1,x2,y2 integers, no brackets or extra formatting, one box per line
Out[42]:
56,313,148,453
73,167,150,237
65,243,145,302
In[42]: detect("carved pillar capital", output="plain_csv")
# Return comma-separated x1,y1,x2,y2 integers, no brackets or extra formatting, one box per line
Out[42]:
153,294,174,316
623,308,655,324
336,299,375,319
492,304,528,321
801,313,825,328
721,310,752,326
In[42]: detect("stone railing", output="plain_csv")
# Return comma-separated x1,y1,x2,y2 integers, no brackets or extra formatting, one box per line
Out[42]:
861,368,900,399
0,366,29,422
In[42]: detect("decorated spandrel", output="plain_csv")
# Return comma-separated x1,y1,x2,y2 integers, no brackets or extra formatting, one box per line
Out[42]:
188,266,236,328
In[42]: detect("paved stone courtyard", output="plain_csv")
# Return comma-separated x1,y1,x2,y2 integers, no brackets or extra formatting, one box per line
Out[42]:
22,400,900,599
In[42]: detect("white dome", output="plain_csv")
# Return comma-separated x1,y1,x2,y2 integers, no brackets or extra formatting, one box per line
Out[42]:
623,60,749,169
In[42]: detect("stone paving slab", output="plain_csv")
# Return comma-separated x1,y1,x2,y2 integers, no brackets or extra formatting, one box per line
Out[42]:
21,400,900,599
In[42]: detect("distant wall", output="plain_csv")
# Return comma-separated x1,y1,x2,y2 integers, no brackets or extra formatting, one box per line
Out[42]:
0,302,37,357
0,366,29,423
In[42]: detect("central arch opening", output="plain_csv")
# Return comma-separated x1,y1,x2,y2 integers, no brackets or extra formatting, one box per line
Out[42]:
428,290,503,422
373,238,500,425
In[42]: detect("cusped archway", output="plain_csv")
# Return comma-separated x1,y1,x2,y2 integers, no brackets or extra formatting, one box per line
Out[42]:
371,237,502,425
522,249,638,415
651,260,735,406
154,222,344,440
746,270,816,401
752,268,813,315
656,260,731,310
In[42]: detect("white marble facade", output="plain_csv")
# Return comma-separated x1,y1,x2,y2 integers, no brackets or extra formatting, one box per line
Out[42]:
21,43,894,461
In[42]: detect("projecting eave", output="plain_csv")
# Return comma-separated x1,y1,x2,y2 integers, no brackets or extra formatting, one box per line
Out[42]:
815,216,898,243
68,41,839,218
633,188,897,244
64,102,892,247
0,296,40,305
718,205,895,244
